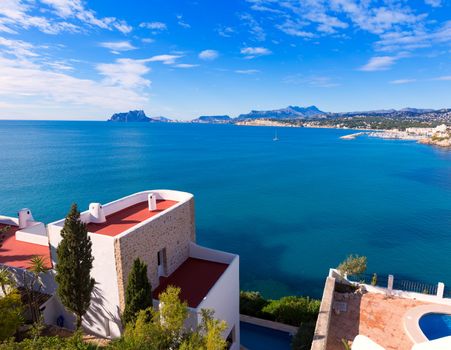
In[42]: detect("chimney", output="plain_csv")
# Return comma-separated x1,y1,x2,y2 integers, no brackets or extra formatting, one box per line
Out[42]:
148,193,157,211
18,208,34,229
89,203,106,223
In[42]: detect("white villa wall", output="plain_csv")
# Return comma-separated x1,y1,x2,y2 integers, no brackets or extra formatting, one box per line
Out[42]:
195,249,240,350
48,223,122,337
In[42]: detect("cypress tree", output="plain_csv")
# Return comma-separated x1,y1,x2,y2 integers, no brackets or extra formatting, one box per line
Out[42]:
55,203,95,329
123,258,152,325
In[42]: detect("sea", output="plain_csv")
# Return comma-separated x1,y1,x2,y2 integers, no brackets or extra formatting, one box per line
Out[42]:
0,120,450,298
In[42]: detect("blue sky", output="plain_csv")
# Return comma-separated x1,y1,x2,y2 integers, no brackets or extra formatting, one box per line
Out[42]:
0,0,450,120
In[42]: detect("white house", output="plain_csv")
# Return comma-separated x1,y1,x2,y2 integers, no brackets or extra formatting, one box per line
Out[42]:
47,190,240,348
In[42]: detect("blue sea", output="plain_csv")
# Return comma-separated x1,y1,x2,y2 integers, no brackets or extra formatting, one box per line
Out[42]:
1,120,450,298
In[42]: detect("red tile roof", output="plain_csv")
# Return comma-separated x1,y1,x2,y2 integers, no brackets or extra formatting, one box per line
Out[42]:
0,223,52,269
86,200,178,237
153,257,229,308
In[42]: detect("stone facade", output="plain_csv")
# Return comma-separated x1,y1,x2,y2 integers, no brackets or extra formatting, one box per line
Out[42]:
114,198,195,310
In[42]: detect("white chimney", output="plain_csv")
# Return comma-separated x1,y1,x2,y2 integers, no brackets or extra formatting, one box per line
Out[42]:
148,193,157,211
18,208,34,229
89,203,106,223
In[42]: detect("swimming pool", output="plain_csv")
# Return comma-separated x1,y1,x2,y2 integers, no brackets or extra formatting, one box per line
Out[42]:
419,313,451,340
240,321,292,350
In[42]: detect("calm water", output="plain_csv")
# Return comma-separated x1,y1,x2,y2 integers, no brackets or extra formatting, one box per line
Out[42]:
0,120,450,298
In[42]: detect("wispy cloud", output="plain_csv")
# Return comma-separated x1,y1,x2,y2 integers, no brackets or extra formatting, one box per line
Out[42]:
240,46,272,59
97,58,151,88
424,0,442,7
434,75,451,81
217,26,235,37
283,74,339,87
235,69,260,74
176,15,190,28
174,63,199,68
360,56,398,71
99,41,136,54
198,49,219,61
139,21,167,30
146,54,182,65
239,13,266,41
389,79,417,84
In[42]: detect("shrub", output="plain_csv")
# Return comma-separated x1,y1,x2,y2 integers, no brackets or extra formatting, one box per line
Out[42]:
337,254,367,276
262,296,320,326
239,291,269,318
0,289,24,341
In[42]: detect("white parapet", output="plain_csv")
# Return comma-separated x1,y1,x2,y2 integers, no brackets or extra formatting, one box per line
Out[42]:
15,222,49,246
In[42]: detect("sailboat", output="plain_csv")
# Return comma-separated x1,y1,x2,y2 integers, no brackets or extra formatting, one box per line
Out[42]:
273,130,279,141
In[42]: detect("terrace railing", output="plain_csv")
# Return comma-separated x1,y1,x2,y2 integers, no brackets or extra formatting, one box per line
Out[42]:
346,272,447,299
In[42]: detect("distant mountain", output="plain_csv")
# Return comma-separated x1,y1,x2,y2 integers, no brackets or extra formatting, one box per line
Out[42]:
107,110,172,122
330,108,446,118
191,115,232,124
237,105,325,119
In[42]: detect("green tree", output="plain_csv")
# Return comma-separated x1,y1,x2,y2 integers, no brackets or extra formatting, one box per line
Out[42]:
55,203,95,329
337,254,367,277
0,289,24,341
123,258,152,325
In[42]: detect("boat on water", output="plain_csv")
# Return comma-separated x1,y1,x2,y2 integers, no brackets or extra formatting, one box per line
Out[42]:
273,130,279,141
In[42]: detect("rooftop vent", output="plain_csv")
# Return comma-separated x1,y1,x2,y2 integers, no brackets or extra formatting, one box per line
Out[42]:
89,203,106,223
18,208,34,229
148,193,157,211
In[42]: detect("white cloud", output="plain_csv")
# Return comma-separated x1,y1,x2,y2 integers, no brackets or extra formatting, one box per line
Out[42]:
360,56,398,71
99,41,136,53
139,22,167,30
389,79,416,84
0,36,38,58
0,56,147,112
174,63,199,68
0,0,131,34
146,54,182,65
425,0,442,7
96,58,151,88
198,49,219,61
239,13,266,41
217,26,235,37
235,69,260,74
141,38,155,44
176,15,190,28
240,46,272,58
434,75,451,81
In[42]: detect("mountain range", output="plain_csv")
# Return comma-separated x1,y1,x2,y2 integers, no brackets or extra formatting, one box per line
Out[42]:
107,107,451,124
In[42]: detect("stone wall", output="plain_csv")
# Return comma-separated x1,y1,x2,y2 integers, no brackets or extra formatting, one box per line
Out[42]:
114,198,195,310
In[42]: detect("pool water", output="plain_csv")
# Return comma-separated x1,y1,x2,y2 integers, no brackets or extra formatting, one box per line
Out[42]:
240,322,292,350
419,313,451,340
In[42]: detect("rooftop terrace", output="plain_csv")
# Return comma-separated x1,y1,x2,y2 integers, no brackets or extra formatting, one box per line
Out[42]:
152,257,229,308
86,199,178,237
0,223,52,269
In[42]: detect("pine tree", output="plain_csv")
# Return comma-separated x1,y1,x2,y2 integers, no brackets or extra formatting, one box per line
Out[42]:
123,258,152,325
55,203,95,329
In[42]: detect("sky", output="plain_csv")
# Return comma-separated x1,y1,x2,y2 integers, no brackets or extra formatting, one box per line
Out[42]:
0,0,450,120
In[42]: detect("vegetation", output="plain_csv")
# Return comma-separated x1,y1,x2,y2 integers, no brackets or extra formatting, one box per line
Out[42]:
239,291,269,318
0,332,98,350
337,254,367,277
21,256,50,323
0,266,14,296
262,296,320,325
111,286,228,350
1,286,228,350
0,289,24,341
55,203,95,329
123,258,153,325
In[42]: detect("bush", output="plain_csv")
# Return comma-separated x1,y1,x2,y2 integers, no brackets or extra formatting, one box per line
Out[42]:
239,291,269,318
337,254,367,277
0,289,24,341
0,332,97,350
262,296,320,326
